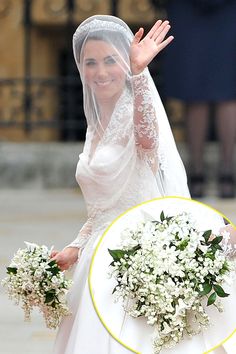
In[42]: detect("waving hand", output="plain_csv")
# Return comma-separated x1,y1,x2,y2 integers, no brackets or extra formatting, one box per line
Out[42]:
130,20,174,75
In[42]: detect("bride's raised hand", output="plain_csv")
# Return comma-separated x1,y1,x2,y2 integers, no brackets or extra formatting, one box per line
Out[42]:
130,20,174,75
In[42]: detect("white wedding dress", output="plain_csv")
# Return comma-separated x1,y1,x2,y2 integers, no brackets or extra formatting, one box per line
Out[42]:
53,15,236,354
90,198,236,354
52,146,236,354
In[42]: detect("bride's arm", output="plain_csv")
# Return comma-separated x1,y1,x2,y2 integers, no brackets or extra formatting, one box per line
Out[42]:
132,70,158,150
130,20,173,172
131,71,159,172
65,217,92,250
51,218,92,271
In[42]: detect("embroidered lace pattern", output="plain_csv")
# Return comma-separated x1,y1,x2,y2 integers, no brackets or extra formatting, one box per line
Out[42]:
132,70,159,173
102,89,133,146
67,217,93,249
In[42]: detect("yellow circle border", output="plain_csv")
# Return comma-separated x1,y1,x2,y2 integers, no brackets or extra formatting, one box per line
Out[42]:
88,196,236,353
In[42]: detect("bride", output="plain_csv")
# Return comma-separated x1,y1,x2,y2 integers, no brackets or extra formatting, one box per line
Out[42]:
51,15,234,353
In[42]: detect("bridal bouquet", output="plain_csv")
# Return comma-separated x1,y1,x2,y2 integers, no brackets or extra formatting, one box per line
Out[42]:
1,242,72,329
108,211,234,353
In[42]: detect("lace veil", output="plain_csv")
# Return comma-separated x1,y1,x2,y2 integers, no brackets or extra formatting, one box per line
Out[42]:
72,15,190,211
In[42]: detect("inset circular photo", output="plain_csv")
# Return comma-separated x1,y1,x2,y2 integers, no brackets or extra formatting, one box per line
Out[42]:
89,197,236,354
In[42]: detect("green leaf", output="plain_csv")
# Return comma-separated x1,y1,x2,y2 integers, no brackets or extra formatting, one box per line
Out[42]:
136,300,143,311
108,249,126,262
211,236,223,245
7,267,17,275
213,284,230,298
203,230,212,243
219,261,229,275
45,290,56,304
108,245,141,264
178,239,189,251
200,282,212,296
207,292,217,306
205,252,215,260
45,294,54,304
160,211,165,222
212,244,223,251
151,220,160,226
48,260,57,267
50,266,60,275
48,260,61,275
112,284,119,294
128,245,141,255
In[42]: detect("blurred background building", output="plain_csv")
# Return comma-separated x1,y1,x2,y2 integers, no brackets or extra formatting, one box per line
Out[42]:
0,0,235,195
1,0,184,143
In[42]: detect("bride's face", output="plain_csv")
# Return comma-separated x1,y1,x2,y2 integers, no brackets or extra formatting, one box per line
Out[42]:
82,40,127,102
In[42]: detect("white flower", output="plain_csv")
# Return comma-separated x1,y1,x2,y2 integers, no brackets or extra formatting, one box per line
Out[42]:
174,299,188,317
162,322,172,335
24,241,38,252
57,291,67,304
108,211,233,354
2,242,72,329
198,244,209,254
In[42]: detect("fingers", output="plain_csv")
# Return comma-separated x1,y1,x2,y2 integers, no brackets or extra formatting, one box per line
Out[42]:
156,35,174,53
50,252,72,271
58,264,67,271
132,27,144,45
56,260,71,272
50,248,79,271
50,251,63,267
51,255,66,270
146,20,171,43
50,250,59,258
153,21,171,42
146,19,162,38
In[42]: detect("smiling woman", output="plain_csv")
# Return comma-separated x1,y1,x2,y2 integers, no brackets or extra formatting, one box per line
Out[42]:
82,40,126,107
51,15,192,354
75,25,133,137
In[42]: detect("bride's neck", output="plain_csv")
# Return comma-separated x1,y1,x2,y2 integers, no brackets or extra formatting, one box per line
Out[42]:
97,92,123,127
99,103,114,120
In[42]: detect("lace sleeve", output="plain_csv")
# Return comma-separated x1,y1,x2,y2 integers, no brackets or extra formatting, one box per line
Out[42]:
132,69,159,172
64,217,92,251
220,224,236,258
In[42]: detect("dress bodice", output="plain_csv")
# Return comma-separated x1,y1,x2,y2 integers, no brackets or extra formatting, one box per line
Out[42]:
76,144,159,222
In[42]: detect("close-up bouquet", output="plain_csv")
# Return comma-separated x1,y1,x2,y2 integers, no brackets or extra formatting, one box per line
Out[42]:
108,211,235,353
1,242,72,329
